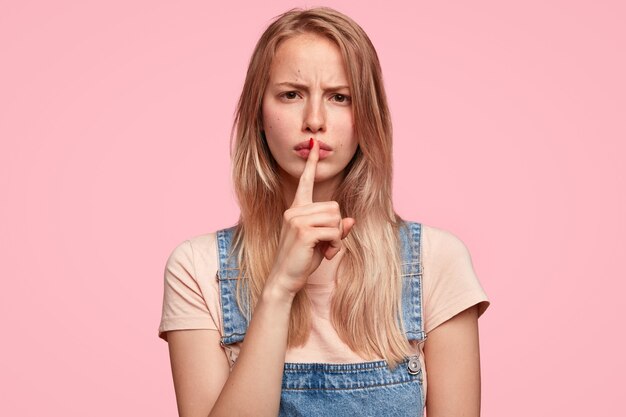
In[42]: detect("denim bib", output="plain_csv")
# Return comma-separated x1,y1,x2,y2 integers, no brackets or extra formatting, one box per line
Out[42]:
216,221,426,416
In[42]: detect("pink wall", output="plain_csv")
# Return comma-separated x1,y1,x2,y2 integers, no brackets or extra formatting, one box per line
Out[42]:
1,0,623,415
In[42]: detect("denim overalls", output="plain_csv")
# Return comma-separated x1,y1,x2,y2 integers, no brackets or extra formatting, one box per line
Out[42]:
216,221,427,416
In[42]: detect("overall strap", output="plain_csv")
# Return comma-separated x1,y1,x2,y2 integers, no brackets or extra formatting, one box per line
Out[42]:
216,222,427,346
399,221,427,342
216,226,249,346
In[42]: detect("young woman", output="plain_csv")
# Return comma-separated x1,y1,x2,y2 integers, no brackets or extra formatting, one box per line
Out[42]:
159,7,490,417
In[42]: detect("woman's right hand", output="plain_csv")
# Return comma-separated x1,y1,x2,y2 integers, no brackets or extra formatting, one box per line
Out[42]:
266,138,355,299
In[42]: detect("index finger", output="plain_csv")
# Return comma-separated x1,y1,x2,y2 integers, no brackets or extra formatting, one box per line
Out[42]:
291,137,319,207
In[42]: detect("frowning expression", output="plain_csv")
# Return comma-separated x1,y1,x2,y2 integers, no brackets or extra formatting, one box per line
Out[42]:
261,33,358,188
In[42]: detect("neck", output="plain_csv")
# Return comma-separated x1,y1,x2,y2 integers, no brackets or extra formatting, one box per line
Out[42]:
280,170,342,207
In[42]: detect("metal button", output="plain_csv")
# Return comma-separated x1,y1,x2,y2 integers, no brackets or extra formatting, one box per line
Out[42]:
407,355,421,375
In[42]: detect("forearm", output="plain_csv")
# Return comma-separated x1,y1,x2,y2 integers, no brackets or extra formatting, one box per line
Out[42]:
208,280,293,417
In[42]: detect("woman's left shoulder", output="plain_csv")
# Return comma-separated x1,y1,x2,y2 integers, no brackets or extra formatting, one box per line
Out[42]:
411,222,491,330
404,221,472,260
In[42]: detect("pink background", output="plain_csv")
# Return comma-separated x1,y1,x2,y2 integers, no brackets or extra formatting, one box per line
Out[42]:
1,0,624,415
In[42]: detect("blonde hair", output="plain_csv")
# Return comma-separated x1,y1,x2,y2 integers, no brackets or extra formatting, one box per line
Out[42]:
229,6,411,368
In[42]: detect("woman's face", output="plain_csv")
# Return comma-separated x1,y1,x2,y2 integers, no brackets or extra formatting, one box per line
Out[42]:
261,33,358,193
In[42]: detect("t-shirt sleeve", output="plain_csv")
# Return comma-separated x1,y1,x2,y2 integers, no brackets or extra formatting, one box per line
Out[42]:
158,239,219,341
422,225,490,333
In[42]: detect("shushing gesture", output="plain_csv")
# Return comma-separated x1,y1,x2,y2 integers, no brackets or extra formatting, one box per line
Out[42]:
267,138,356,298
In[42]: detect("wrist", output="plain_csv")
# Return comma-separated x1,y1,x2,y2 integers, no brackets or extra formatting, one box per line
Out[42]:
261,278,296,307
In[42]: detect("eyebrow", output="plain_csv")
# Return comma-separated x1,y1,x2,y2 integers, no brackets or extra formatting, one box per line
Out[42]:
274,81,350,91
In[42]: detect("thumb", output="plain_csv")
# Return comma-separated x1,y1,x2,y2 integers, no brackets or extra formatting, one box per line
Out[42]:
341,217,356,239
323,217,356,261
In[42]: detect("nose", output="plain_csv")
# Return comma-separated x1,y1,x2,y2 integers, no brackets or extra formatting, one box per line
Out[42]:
302,96,326,133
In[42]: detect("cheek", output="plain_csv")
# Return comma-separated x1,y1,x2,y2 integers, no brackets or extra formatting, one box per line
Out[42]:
262,97,279,129
334,118,357,152
262,106,290,156
263,109,287,135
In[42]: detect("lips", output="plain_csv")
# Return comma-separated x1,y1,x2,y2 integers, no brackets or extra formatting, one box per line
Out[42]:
293,140,333,151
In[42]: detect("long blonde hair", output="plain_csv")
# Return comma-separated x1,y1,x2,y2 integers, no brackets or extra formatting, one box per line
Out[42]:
229,6,411,367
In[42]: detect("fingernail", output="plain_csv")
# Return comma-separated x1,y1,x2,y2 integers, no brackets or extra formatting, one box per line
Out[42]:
309,138,314,149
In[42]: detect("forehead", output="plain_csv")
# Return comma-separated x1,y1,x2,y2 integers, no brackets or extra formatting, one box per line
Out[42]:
269,33,348,82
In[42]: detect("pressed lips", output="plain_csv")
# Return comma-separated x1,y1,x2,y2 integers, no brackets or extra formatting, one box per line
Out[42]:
294,139,332,160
